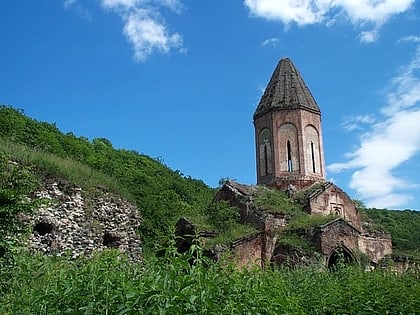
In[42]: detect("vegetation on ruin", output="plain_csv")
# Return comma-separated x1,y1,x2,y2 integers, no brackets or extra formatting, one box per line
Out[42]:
253,185,301,214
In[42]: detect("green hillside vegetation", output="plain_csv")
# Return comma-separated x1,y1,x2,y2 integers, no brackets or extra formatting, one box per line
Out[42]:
0,105,215,248
362,208,420,259
1,105,420,314
1,105,420,255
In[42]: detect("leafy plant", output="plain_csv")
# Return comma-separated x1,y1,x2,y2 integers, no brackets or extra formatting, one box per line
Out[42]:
205,200,240,231
0,152,40,292
1,250,419,314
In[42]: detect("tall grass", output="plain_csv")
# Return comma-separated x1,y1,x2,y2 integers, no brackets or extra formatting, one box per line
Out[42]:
1,249,418,314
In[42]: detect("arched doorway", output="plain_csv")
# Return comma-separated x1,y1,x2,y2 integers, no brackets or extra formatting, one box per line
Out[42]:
327,245,354,269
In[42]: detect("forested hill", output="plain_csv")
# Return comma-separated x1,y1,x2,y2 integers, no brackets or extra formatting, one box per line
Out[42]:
362,208,420,259
0,105,215,247
1,105,420,257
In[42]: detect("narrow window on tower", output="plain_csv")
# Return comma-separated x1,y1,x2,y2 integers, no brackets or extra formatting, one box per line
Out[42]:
311,141,316,173
264,144,269,176
287,140,293,172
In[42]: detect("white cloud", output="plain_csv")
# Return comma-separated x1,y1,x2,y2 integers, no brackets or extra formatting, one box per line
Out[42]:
244,0,329,25
64,0,77,9
261,37,279,46
328,46,420,208
399,35,420,43
341,114,376,131
97,0,183,61
63,0,92,20
244,0,415,43
359,29,379,43
123,11,182,61
337,0,413,23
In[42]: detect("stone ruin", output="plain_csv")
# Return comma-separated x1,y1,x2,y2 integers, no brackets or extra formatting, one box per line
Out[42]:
26,180,142,260
175,180,393,269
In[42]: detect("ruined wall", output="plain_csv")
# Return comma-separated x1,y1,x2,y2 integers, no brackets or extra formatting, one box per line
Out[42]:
309,184,362,230
28,181,142,260
212,182,252,221
231,235,263,268
359,232,392,263
314,219,360,256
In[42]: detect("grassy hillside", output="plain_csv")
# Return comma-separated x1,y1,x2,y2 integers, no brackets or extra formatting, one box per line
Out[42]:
0,105,419,314
362,208,420,259
1,105,419,256
0,105,215,248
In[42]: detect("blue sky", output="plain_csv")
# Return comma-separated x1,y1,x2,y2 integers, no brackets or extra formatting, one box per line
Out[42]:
0,0,419,210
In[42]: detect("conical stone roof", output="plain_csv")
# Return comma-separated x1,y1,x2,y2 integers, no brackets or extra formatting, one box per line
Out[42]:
254,58,320,119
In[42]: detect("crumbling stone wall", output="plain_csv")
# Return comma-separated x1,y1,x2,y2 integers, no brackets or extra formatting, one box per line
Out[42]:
359,232,392,263
28,181,142,260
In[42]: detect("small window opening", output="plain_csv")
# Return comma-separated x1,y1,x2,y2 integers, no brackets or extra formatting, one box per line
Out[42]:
287,140,293,172
311,141,316,173
264,144,269,176
334,207,341,215
33,221,54,236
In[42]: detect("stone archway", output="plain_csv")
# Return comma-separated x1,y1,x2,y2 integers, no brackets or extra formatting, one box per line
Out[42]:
327,245,355,269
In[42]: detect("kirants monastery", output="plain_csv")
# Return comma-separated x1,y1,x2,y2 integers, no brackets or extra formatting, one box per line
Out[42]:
178,58,392,268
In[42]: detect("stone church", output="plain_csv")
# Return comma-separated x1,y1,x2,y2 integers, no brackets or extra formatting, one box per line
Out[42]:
253,58,362,228
178,57,392,268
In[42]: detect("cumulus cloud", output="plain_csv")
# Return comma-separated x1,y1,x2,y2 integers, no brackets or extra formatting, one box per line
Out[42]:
99,0,184,61
328,46,420,208
244,0,415,43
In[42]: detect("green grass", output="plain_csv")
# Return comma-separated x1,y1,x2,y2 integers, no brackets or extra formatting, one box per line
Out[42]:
203,223,258,249
1,250,418,314
253,186,301,214
0,138,132,200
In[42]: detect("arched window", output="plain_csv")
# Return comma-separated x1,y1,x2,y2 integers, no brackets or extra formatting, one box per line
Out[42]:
311,141,316,173
279,123,299,172
287,140,293,172
264,144,269,176
258,129,272,176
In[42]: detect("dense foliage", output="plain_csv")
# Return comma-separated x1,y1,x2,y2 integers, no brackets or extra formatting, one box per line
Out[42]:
363,208,420,259
0,105,215,247
0,249,418,314
0,152,39,272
